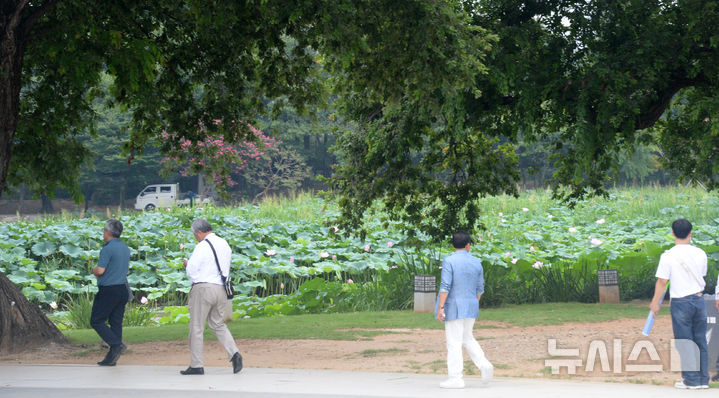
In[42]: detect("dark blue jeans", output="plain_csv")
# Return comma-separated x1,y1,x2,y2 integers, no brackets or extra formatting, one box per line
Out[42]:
91,284,129,347
670,294,709,386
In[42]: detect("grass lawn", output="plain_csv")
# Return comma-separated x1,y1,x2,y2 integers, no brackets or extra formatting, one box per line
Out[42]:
64,302,654,345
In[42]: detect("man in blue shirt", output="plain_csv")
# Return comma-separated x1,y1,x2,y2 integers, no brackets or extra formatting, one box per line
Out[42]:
91,219,131,366
436,231,493,389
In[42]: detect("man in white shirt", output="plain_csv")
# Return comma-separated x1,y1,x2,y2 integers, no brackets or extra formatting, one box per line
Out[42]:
650,218,709,389
180,218,242,375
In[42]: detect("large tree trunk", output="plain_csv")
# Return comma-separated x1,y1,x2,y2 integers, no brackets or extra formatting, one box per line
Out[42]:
1,1,66,354
40,194,53,213
0,2,27,197
0,272,68,353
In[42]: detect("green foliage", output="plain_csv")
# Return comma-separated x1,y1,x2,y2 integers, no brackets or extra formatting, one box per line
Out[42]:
328,1,719,239
64,293,95,330
123,302,156,327
5,187,719,321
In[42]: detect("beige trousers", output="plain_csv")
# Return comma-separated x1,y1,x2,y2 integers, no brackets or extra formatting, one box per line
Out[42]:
188,283,239,367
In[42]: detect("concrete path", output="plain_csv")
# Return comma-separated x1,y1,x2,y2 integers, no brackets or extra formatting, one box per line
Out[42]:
0,364,711,398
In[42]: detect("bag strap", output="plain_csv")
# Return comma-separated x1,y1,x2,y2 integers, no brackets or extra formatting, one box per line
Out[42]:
670,252,703,291
204,239,227,283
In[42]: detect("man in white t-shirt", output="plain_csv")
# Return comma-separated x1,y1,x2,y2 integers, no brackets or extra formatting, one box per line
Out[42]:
650,218,709,389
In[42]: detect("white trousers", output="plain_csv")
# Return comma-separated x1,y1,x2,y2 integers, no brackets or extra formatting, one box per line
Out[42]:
445,318,493,379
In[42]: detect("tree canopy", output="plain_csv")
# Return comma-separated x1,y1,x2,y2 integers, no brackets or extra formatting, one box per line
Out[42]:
2,0,719,241
330,0,719,239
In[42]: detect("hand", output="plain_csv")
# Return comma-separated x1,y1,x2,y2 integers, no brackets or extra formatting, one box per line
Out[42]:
649,301,661,317
182,259,187,268
436,307,445,322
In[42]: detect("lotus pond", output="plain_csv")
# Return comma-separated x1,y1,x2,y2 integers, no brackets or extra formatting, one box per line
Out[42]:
2,187,719,327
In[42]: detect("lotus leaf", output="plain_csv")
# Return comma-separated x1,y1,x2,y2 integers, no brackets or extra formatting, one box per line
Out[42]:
31,241,57,257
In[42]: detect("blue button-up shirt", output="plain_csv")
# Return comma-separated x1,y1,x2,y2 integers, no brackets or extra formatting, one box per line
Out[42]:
436,250,484,321
97,238,130,286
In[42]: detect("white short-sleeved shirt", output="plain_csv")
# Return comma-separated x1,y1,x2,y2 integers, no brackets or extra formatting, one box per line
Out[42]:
186,233,232,285
655,244,707,298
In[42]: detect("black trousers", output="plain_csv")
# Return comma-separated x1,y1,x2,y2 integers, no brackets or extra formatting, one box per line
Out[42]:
91,284,129,347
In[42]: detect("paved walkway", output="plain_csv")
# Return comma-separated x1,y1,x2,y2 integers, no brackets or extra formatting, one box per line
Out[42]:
0,364,711,398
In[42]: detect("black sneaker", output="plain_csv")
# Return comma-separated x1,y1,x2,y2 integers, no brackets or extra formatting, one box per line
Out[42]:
231,352,243,374
180,366,205,375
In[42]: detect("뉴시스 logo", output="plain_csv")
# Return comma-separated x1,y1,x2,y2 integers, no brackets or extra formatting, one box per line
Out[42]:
544,338,701,374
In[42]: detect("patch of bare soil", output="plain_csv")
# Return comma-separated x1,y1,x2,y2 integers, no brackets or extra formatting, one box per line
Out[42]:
0,317,690,386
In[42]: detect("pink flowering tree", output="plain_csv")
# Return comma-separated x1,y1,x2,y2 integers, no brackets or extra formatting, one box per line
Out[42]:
162,122,277,196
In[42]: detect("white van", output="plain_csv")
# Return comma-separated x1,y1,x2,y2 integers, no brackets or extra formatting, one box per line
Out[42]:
134,183,211,211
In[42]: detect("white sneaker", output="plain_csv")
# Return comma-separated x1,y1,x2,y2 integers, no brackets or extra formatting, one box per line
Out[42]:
440,378,465,389
700,385,709,389
481,365,494,384
674,381,702,389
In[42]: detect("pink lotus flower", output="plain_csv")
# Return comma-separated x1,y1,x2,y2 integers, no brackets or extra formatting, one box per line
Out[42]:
511,258,518,264
347,279,354,284
547,215,553,219
332,255,337,260
49,301,58,310
140,296,148,305
387,241,394,248
530,246,536,252
501,218,507,223
265,249,277,256
320,252,330,258
568,227,578,233
532,261,544,269
391,265,398,269
290,257,294,263
590,238,603,246
596,218,606,224
705,117,710,122
505,251,511,257
477,236,482,242
333,226,339,232
280,283,285,289
498,212,503,217
364,244,370,252
180,243,184,249
522,207,529,212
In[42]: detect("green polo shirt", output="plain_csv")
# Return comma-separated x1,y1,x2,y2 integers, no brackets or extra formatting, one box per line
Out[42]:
97,238,130,286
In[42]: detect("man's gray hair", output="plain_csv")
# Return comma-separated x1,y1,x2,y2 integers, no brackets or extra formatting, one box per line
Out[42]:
105,219,123,238
191,218,213,234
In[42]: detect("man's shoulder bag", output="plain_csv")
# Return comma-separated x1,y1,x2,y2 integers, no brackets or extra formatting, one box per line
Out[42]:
205,239,236,299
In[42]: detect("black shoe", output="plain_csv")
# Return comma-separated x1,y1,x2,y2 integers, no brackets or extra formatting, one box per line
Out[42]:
97,349,116,366
231,352,243,374
180,366,205,375
712,372,719,382
106,343,126,364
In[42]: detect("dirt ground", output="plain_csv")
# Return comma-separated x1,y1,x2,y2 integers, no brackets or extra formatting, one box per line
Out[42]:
0,316,699,386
